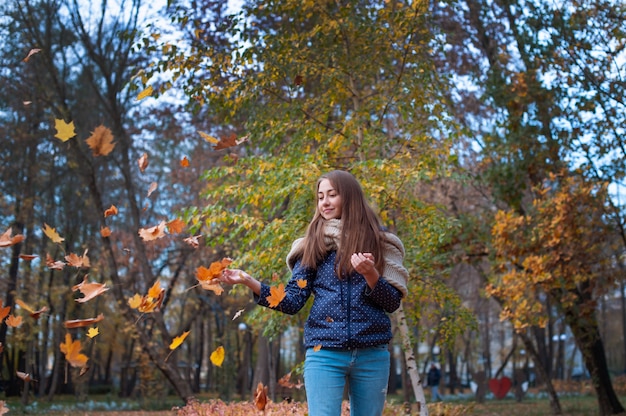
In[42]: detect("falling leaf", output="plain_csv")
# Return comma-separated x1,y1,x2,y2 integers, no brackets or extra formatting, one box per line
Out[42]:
22,48,41,62
64,313,105,329
104,205,118,218
180,156,189,167
167,218,185,234
85,125,115,156
278,372,303,389
294,74,303,86
54,119,75,142
72,276,109,303
6,315,22,328
0,228,25,248
254,382,269,411
87,327,99,338
138,221,167,241
198,131,219,144
196,258,233,282
65,249,90,268
313,344,322,352
19,254,38,261
0,400,8,415
23,101,32,106
146,182,158,198
128,294,142,309
266,283,286,308
0,300,10,322
169,331,190,350
42,223,64,243
138,153,148,172
16,371,37,383
46,253,66,270
59,333,89,368
15,299,48,319
129,281,165,313
214,133,249,150
297,279,307,288
136,85,154,101
183,235,201,248
100,226,111,237
232,308,245,320
210,346,225,367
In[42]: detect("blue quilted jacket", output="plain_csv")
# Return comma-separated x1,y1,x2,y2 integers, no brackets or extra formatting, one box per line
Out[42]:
255,251,402,349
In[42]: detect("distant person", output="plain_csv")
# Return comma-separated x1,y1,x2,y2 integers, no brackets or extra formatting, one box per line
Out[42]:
427,363,443,401
220,170,409,416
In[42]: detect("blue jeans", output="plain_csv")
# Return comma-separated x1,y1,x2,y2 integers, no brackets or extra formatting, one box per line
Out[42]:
304,345,390,416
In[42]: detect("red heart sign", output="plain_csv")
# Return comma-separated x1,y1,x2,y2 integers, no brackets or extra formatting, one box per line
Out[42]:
488,376,512,399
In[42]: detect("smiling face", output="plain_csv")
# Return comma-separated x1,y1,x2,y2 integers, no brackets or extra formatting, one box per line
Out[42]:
317,179,342,220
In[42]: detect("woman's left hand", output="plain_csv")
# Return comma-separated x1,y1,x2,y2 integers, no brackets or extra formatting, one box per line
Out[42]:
351,252,378,278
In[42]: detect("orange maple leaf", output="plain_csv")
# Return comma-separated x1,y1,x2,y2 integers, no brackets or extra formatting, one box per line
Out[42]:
297,279,307,288
85,125,115,156
0,300,10,322
72,276,109,303
15,299,48,319
5,315,22,328
180,156,189,167
65,249,90,268
196,258,233,282
266,283,286,308
59,333,88,368
0,228,25,248
103,205,118,218
254,382,269,411
138,221,167,241
63,313,105,329
166,218,185,234
100,226,111,237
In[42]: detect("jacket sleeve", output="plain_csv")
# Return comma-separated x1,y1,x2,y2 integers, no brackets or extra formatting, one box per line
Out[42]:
255,259,315,315
364,277,402,313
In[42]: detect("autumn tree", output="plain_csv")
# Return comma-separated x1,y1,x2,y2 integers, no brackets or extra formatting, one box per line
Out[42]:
431,0,626,413
146,0,470,409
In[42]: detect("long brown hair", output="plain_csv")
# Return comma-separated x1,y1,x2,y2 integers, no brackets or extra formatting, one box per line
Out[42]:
300,170,386,276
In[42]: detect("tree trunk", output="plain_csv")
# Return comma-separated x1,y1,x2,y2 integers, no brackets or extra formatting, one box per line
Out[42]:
564,306,625,416
394,304,428,416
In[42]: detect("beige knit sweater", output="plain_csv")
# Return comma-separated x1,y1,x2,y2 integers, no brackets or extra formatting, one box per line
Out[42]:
286,219,409,297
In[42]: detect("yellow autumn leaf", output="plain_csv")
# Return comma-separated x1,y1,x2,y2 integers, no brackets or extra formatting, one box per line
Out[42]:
128,294,142,309
136,85,154,101
87,327,99,338
210,345,225,367
198,131,219,144
42,223,65,244
169,331,190,350
54,119,75,142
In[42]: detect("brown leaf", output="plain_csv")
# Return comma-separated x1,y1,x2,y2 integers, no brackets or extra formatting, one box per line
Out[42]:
6,315,22,328
254,382,269,411
23,48,41,62
15,299,48,319
65,249,90,268
214,133,249,150
16,371,37,383
0,228,25,248
183,235,201,248
72,276,109,303
138,221,167,241
147,181,158,198
138,152,148,172
46,253,66,270
64,313,105,329
85,125,115,156
100,226,111,237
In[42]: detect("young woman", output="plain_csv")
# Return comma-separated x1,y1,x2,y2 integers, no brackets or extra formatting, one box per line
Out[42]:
219,170,409,416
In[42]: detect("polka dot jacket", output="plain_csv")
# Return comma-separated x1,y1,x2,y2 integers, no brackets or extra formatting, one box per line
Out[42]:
255,251,402,349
